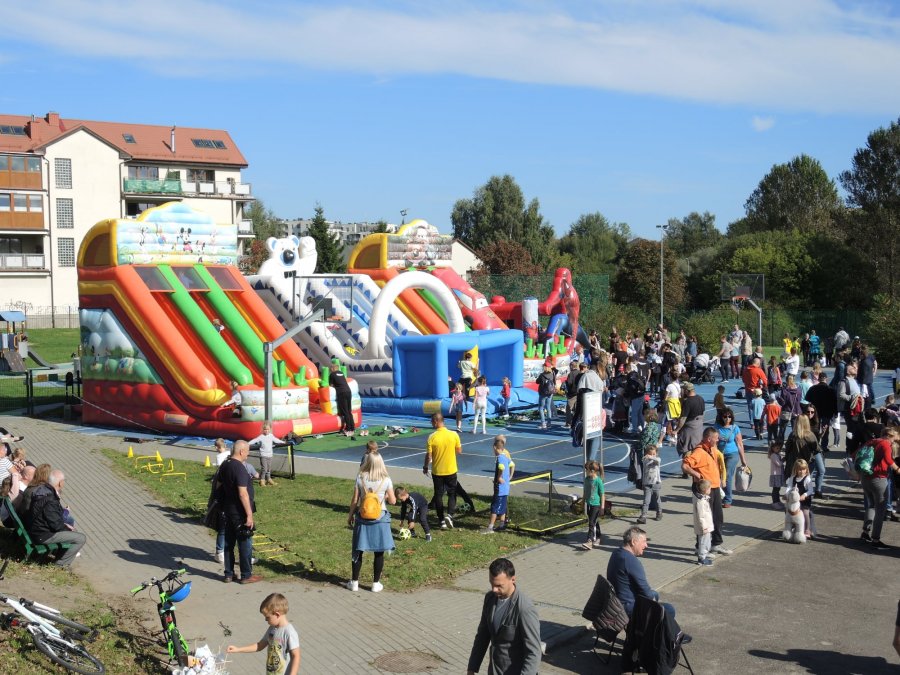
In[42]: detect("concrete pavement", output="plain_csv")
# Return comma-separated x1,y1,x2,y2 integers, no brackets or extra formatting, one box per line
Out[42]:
2,411,894,674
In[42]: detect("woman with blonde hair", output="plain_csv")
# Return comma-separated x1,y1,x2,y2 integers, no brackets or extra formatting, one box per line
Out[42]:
346,452,396,592
783,413,818,482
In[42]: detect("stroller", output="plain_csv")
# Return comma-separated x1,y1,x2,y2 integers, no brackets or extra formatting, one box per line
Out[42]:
690,354,717,384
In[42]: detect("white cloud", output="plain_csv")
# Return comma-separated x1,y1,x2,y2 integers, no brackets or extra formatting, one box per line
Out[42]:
751,116,775,132
2,0,899,114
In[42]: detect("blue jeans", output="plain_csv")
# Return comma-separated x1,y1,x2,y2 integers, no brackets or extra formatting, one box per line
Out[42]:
223,514,254,580
723,453,741,505
501,397,510,416
630,397,644,433
811,452,826,493
539,395,554,426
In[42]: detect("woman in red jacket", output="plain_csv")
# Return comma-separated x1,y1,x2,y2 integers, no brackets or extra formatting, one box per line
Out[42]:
860,427,900,550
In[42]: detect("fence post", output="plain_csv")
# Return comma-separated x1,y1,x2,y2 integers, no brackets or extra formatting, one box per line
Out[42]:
25,370,33,416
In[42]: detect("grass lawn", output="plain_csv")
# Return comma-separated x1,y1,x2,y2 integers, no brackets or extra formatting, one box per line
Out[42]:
298,425,432,453
23,328,81,366
0,536,165,674
103,450,587,589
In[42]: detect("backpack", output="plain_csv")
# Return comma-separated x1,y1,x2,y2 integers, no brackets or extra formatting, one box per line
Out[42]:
358,477,386,520
625,376,645,399
539,373,556,397
853,443,876,477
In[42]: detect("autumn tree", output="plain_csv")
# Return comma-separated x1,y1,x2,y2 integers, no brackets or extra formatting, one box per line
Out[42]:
611,239,686,318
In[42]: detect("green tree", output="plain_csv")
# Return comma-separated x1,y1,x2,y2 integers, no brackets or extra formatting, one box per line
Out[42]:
865,294,900,367
612,239,686,318
245,199,284,241
471,239,542,277
557,212,630,276
307,204,345,273
839,118,900,300
373,220,390,234
733,154,842,236
664,212,725,308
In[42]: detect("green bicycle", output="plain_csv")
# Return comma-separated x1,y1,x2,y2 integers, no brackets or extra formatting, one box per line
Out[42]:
130,569,191,667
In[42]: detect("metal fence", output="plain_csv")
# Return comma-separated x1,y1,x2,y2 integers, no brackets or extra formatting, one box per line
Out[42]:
0,306,80,329
0,367,80,415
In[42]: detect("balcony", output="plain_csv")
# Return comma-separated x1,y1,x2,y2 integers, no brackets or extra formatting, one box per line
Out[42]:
238,220,254,235
123,179,253,198
0,253,46,271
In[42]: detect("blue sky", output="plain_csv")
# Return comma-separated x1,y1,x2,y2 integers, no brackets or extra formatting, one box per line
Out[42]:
2,0,898,239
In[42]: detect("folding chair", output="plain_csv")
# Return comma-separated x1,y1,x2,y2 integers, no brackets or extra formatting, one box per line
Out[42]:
623,596,694,675
580,574,629,664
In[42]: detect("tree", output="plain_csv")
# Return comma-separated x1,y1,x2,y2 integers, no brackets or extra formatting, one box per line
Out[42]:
665,212,722,258
373,220,390,234
557,212,630,275
306,204,345,273
472,239,542,277
839,117,900,300
735,155,842,236
611,239,686,317
245,199,283,241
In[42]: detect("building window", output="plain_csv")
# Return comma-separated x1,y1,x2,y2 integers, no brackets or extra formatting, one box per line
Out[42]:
127,165,159,180
187,168,214,182
56,198,74,228
191,138,227,149
122,133,136,144
126,202,157,217
0,194,9,212
0,125,26,136
0,237,23,254
9,194,42,213
58,238,75,266
55,158,72,189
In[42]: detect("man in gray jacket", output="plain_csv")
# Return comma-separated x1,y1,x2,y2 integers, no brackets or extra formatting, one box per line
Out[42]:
467,558,541,675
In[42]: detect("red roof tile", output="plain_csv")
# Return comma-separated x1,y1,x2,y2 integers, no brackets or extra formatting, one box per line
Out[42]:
0,112,247,166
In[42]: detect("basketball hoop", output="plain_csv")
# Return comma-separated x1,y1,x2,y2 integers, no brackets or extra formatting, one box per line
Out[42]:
731,296,746,314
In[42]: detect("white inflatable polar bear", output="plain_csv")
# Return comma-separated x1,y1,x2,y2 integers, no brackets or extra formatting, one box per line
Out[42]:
256,236,317,308
780,487,806,544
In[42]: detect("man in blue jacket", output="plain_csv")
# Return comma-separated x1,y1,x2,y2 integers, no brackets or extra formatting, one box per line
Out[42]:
607,526,676,619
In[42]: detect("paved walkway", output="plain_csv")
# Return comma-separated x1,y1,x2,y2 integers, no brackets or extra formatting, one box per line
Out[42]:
0,412,867,673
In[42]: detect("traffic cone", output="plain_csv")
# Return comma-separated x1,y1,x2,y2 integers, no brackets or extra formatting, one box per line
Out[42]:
204,455,211,468
155,451,163,462
127,446,134,458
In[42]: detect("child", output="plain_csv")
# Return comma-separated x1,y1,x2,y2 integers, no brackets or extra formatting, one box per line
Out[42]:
227,593,300,675
764,394,782,447
249,422,279,486
713,385,726,412
483,437,514,533
581,460,605,550
787,459,814,538
395,486,431,541
449,382,466,432
359,440,379,466
500,377,512,419
637,445,662,524
693,479,714,566
214,438,229,466
640,408,661,454
768,441,784,509
472,376,490,435
751,388,765,441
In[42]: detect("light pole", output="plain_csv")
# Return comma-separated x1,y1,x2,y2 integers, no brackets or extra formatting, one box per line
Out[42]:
656,224,669,327
400,209,408,225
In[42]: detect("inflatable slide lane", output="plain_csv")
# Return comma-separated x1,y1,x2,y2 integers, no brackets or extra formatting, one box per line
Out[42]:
76,203,359,439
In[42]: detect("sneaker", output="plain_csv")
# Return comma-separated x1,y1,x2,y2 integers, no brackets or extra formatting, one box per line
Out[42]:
251,557,258,565
636,516,647,524
655,512,663,521
771,502,783,510
215,550,224,563
443,515,454,529
494,521,507,531
712,546,733,555
889,512,900,522
425,534,432,542
371,581,384,593
440,522,447,530
861,531,872,542
581,541,593,551
456,426,462,432
481,527,495,534
871,540,890,550
346,580,359,592
681,634,693,645
814,491,823,499
698,558,713,566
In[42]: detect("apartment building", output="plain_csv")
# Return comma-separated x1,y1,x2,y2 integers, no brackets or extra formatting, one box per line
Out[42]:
0,111,254,314
285,218,399,247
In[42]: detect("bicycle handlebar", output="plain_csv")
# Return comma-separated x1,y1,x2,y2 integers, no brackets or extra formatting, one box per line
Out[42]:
130,569,187,595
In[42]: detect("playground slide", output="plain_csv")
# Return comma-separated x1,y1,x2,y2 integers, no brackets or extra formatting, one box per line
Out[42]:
359,267,450,335
27,348,54,368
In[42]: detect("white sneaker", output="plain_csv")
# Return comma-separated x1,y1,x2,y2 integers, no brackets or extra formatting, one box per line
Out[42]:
215,551,224,563
712,546,733,555
371,581,384,593
346,580,359,592
444,515,454,529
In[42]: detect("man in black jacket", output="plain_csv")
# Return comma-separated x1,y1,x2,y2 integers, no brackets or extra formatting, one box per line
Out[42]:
25,470,86,567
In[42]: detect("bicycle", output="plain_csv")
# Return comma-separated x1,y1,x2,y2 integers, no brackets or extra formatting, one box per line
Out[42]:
130,568,192,667
0,558,105,674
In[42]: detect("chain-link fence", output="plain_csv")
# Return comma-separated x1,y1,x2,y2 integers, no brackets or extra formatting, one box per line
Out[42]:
0,368,80,414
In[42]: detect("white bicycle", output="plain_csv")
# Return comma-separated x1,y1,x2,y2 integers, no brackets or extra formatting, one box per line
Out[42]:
0,559,105,674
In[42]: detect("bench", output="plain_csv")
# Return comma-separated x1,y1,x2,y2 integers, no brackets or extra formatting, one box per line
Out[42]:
1,497,72,561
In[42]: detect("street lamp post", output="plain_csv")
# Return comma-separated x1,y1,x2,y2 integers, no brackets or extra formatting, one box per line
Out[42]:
656,224,669,327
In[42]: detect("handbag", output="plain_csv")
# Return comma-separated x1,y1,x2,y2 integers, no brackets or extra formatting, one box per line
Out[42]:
202,499,222,530
779,409,793,423
735,465,753,492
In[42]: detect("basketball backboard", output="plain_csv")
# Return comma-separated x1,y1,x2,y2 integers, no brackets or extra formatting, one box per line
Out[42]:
720,274,765,301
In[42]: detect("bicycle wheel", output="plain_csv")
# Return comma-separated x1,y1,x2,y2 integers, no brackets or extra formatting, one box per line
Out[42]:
26,606,96,639
31,631,105,674
170,626,190,667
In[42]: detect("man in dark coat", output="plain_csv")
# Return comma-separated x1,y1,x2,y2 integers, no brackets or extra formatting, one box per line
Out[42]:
467,558,541,675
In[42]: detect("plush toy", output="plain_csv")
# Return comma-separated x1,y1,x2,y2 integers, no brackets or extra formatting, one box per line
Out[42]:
780,487,806,544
